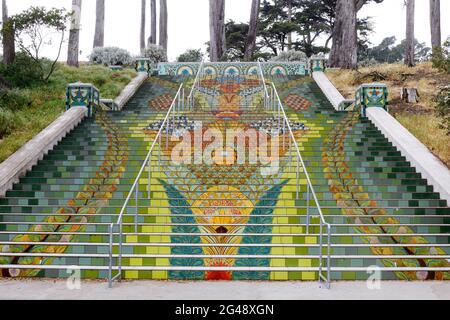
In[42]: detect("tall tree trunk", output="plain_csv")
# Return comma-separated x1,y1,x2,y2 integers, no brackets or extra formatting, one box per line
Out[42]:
209,0,226,62
159,0,168,51
244,0,260,61
1,0,15,65
67,0,82,67
140,0,146,53
93,0,105,48
405,0,415,67
149,0,157,44
430,0,441,49
329,0,357,69
287,0,292,50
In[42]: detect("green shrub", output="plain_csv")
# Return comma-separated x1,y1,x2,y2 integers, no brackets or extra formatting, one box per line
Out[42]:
431,40,450,73
435,85,450,135
0,108,16,138
0,52,44,87
0,89,32,111
177,49,203,62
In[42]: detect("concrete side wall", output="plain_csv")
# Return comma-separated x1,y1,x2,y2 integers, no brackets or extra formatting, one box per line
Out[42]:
312,71,346,110
114,73,148,110
367,107,450,204
0,107,88,197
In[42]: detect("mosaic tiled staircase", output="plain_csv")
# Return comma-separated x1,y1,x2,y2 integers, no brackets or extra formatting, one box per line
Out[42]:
0,73,449,282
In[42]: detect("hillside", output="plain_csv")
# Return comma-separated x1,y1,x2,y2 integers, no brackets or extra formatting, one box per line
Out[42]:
326,62,450,168
0,64,136,163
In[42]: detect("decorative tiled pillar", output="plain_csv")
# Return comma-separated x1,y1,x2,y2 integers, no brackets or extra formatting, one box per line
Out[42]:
355,83,388,117
66,82,100,117
135,58,152,74
309,57,327,73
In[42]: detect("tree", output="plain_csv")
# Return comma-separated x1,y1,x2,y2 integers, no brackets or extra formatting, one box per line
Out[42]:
328,0,383,68
159,0,168,51
244,0,260,61
177,49,203,62
365,36,430,64
140,0,146,53
10,6,70,80
149,0,157,45
1,0,15,65
209,0,226,61
328,0,357,69
430,0,441,49
405,0,415,67
93,0,105,48
67,0,82,67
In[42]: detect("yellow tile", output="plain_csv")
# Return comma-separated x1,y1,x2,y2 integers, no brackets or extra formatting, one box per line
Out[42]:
130,258,143,266
301,272,316,280
305,237,316,244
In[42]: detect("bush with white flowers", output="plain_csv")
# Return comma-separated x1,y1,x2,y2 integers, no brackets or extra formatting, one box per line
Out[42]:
270,50,307,62
142,44,168,64
89,47,133,66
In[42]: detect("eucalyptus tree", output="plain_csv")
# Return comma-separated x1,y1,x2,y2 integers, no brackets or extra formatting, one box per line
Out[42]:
430,0,441,49
67,0,82,67
1,0,15,65
159,0,168,51
140,0,146,53
405,0,415,67
149,0,157,44
209,0,226,61
328,0,383,68
244,0,261,61
93,0,105,48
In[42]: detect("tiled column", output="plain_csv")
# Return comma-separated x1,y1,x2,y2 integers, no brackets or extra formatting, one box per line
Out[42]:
355,83,389,117
309,57,327,73
66,82,100,117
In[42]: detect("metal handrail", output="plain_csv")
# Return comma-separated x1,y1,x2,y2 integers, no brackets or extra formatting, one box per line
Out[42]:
257,58,271,110
108,83,184,288
256,64,332,289
187,60,204,109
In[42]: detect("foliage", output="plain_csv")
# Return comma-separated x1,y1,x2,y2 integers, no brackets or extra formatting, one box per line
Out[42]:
89,47,133,66
0,108,20,138
142,44,168,64
326,62,450,167
176,49,204,62
362,36,431,64
0,88,32,111
0,64,136,162
435,86,450,135
431,38,450,73
224,21,248,61
0,52,44,87
270,50,307,62
7,6,71,81
257,0,378,58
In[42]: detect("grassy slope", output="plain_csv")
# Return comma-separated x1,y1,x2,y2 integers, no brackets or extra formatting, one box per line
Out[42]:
0,64,136,163
326,62,450,168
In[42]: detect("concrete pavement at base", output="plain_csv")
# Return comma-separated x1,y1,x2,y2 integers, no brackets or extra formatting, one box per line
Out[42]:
0,279,449,300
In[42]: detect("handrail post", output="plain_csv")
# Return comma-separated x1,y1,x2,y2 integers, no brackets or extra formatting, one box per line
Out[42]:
108,223,113,288
296,156,300,199
135,185,138,233
118,220,123,282
158,134,161,172
319,219,323,286
148,155,151,200
327,224,332,289
306,184,310,234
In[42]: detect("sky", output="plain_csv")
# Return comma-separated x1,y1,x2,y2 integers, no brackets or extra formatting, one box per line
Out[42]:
1,0,449,62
